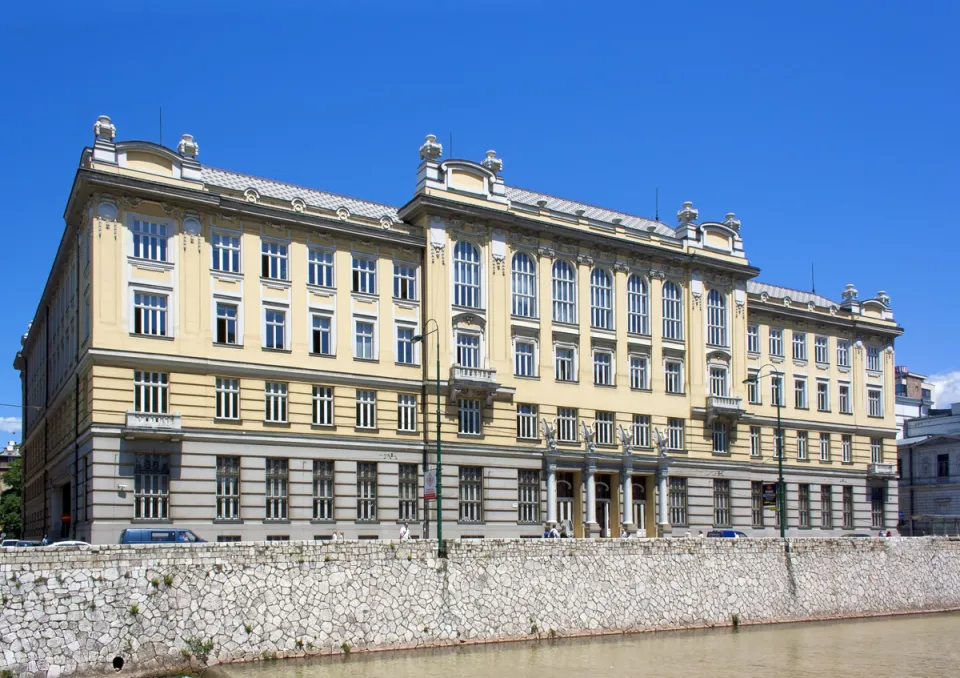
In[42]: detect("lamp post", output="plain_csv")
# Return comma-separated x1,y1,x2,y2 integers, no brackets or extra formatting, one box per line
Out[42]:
412,320,445,558
744,365,786,539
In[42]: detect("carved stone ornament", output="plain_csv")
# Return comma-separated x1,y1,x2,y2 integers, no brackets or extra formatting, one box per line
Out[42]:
537,245,555,258
492,253,506,273
96,200,118,222
617,424,634,455
807,301,816,311
509,231,539,248
576,253,594,267
541,418,558,452
419,134,443,161
723,212,741,232
650,268,666,280
243,188,259,203
161,202,183,218
177,133,199,159
783,296,792,307
614,260,630,274
735,300,745,317
380,216,394,230
760,292,769,303
336,207,350,221
94,115,116,142
481,149,503,174
120,195,142,209
430,242,445,264
581,420,597,454
450,219,488,237
291,198,306,213
829,305,839,315
692,291,703,309
677,201,698,225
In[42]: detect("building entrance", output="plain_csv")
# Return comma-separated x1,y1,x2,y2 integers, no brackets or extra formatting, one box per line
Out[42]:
596,475,612,538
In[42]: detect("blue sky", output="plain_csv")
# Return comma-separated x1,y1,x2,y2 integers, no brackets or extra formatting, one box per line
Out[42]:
1,1,959,438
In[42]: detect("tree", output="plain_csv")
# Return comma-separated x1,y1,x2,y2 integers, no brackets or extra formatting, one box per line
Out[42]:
0,458,22,538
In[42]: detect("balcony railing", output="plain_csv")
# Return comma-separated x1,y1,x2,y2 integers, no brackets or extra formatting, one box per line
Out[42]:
867,462,898,478
705,395,745,424
124,412,182,439
450,366,498,384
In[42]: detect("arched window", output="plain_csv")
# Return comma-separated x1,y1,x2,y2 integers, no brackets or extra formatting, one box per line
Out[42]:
590,268,613,330
662,281,683,340
511,252,537,318
706,289,727,346
552,260,577,324
627,275,649,335
453,241,481,308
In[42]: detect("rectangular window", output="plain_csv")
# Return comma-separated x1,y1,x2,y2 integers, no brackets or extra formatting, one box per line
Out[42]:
133,292,168,336
357,462,378,521
211,232,241,273
456,333,480,368
356,390,377,429
938,453,950,478
555,346,576,382
352,257,377,294
312,386,334,426
769,328,783,357
313,460,334,521
798,484,810,528
774,429,784,459
819,433,831,462
517,404,539,439
515,341,536,377
557,407,578,443
669,477,687,526
393,263,417,300
311,313,333,355
593,351,613,386
747,324,760,353
216,456,240,520
842,434,853,463
665,361,683,394
817,381,830,411
265,458,288,520
215,378,240,420
815,336,829,364
630,355,650,390
595,411,614,445
398,463,418,522
132,219,168,262
134,453,169,519
867,346,882,372
839,383,852,413
264,382,288,423
710,367,728,397
751,481,764,527
134,371,168,413
712,422,728,454
868,388,883,417
794,378,807,409
396,325,415,365
397,394,417,432
747,372,760,404
713,479,730,526
871,487,885,529
354,320,375,360
459,467,483,523
797,431,808,460
837,341,850,368
750,426,761,457
843,486,854,528
260,241,288,280
633,414,650,448
667,418,684,451
771,374,784,407
458,399,482,435
821,485,833,529
215,302,238,345
870,438,883,464
308,248,335,287
518,470,541,524
793,332,807,361
264,309,286,350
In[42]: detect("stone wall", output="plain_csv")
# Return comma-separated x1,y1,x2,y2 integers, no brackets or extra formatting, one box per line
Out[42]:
3,537,960,677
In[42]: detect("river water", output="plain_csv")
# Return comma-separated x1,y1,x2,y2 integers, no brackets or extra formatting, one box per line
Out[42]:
220,612,960,678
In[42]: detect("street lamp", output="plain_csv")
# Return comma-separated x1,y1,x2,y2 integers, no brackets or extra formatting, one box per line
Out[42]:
744,365,786,539
412,319,446,559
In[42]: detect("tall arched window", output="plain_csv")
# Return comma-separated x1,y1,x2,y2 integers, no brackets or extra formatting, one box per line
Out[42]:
511,252,537,318
662,281,683,340
706,289,727,346
552,260,577,324
627,275,649,335
590,268,613,329
453,241,481,308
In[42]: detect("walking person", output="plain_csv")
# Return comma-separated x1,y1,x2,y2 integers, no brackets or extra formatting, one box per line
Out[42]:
41,534,49,546
399,522,410,542
548,524,560,539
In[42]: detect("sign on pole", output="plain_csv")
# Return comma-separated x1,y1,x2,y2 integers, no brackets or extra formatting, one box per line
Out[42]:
424,469,437,502
762,483,779,512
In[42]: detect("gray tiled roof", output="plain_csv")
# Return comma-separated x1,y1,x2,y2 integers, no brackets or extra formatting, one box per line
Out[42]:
747,281,837,308
505,186,676,237
201,167,400,222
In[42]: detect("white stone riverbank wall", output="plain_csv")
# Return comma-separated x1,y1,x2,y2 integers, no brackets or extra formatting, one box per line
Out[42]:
3,537,960,677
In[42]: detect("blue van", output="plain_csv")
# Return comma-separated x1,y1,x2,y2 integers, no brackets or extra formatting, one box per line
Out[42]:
119,528,205,544
706,530,748,538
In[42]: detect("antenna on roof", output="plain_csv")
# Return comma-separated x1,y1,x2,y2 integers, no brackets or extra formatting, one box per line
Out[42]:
655,188,659,221
159,106,163,147
811,263,816,294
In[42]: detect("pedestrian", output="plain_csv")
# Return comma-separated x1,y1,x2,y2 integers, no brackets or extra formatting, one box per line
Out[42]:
399,522,410,541
698,530,705,538
331,532,339,542
878,530,885,538
886,530,893,538
41,534,49,546
620,525,629,539
685,530,691,539
548,524,561,539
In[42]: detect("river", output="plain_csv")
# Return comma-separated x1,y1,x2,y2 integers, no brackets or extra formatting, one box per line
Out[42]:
218,612,960,678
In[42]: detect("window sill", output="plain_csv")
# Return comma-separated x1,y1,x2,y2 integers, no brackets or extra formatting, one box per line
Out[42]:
837,366,851,373
795,406,810,411
351,291,380,301
213,519,244,525
797,458,810,463
395,362,420,368
510,314,539,322
840,411,853,416
662,338,686,348
452,304,485,313
817,409,831,414
214,342,243,349
593,383,616,388
557,441,581,448
262,347,292,353
263,421,290,427
211,269,243,281
307,283,336,294
260,277,291,288
310,352,336,359
627,332,652,340
311,519,336,525
514,375,540,380
630,387,653,393
517,437,541,444
712,452,732,457
214,418,243,424
793,359,808,366
129,257,174,271
551,321,579,332
819,460,834,465
130,333,174,341
393,296,419,305
397,429,419,436
867,415,885,419
665,391,686,397
815,362,830,369
131,519,173,524
355,520,382,525
866,370,883,378
355,427,379,434
748,400,762,406
457,433,484,439
353,357,379,363
556,379,579,385
263,520,291,525
747,351,760,358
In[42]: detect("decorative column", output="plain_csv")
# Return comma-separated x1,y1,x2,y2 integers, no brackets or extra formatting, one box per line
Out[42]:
621,464,634,534
546,460,558,524
585,461,597,535
656,465,671,537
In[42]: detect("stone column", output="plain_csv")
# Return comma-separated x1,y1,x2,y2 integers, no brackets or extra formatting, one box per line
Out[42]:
546,461,557,524
585,461,598,535
621,460,634,534
656,466,671,537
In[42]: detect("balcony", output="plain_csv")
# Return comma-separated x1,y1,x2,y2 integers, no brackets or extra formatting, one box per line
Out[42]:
705,395,745,424
449,366,502,405
124,412,183,441
867,462,898,479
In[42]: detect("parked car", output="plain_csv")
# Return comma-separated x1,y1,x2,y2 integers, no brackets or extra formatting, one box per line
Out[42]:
47,540,90,548
706,530,748,538
119,528,205,544
15,541,41,547
1,539,18,547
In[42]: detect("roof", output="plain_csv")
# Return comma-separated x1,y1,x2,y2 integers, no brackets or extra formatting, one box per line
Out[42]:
898,435,931,447
746,281,838,309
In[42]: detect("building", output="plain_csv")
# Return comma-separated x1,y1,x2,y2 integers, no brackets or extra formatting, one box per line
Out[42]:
898,403,960,535
13,116,903,544
0,441,20,491
894,366,933,438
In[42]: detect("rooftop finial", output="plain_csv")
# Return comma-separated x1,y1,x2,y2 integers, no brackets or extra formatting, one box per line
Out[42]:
677,201,698,225
842,284,859,301
876,290,890,306
481,150,503,174
419,134,443,161
94,115,116,142
177,133,199,159
723,212,741,232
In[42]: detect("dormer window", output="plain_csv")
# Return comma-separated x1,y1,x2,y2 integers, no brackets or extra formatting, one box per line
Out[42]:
453,241,481,308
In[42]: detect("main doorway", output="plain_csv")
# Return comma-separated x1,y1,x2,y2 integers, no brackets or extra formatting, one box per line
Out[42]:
557,472,575,536
596,475,612,538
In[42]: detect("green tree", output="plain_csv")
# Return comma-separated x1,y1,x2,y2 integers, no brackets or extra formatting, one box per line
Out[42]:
0,458,22,538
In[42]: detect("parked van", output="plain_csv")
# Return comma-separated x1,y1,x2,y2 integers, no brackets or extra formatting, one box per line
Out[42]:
706,530,748,538
119,528,205,544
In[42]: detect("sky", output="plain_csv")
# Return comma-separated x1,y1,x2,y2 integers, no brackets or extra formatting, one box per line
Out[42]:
1,1,958,439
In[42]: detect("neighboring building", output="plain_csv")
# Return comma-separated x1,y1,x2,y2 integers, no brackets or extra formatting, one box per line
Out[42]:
13,116,903,544
0,441,20,491
894,366,933,438
898,403,960,535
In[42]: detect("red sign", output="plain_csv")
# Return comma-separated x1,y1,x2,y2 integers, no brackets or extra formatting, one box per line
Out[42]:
424,469,437,501
60,513,71,523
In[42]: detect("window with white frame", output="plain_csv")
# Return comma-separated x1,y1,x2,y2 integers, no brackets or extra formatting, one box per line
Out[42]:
747,371,760,404
747,324,760,353
517,404,539,439
769,328,784,357
706,289,727,346
397,394,417,432
453,241,481,308
867,346,882,372
396,324,416,365
264,308,286,350
456,333,480,367
313,460,334,521
709,366,728,397
633,414,650,447
817,380,830,411
667,418,684,450
793,331,807,361
356,390,377,429
797,431,808,460
627,275,650,335
750,426,761,457
357,462,378,521
511,252,537,317
662,281,683,340
843,486,854,527
515,340,536,377
557,407,577,442
712,422,728,454
311,312,333,355
555,345,576,382
630,355,650,390
518,470,540,524
261,241,288,280
134,292,168,336
352,256,377,294
312,386,334,426
265,458,288,520
795,378,807,408
308,248,335,288
815,336,829,364
134,453,169,519
216,456,240,520
458,467,483,523
215,377,240,420
798,484,811,528
820,432,831,461
354,319,375,360
393,263,417,300
837,340,850,368
458,399,482,434
134,371,168,413
590,267,614,330
842,434,852,463
551,260,577,324
595,411,614,445
211,231,241,272
132,220,168,262
398,463,418,522
771,374,784,406
868,388,883,417
751,481,764,527
839,383,852,413
593,351,613,386
215,302,238,345
665,360,683,394
264,382,288,422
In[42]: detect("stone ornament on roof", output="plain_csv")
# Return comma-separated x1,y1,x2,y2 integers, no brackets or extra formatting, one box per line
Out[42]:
876,290,891,306
94,115,116,142
842,284,859,301
677,201,698,225
481,150,503,174
419,134,443,161
723,212,741,232
178,134,199,159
